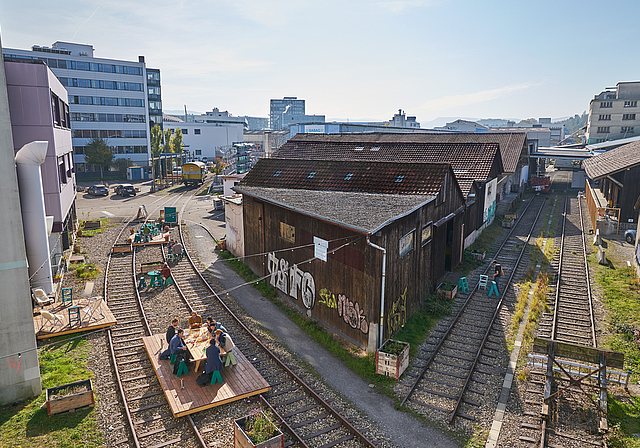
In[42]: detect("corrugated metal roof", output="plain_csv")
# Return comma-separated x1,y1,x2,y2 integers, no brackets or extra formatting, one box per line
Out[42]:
285,132,525,173
234,186,434,234
239,158,450,195
583,140,640,179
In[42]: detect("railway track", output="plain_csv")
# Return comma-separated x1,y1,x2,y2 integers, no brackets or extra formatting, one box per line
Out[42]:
399,194,549,424
516,193,606,448
160,216,378,448
105,224,206,448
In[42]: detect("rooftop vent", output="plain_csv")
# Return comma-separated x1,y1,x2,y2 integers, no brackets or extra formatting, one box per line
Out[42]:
453,169,468,174
306,172,316,179
394,175,404,183
273,170,282,177
354,146,364,151
370,146,380,151
344,173,354,180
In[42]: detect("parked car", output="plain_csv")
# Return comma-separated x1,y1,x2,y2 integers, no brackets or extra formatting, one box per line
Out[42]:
115,183,136,197
87,185,109,196
625,229,637,244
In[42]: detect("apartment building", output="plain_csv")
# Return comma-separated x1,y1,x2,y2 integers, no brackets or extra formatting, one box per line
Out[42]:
3,42,161,171
586,81,640,144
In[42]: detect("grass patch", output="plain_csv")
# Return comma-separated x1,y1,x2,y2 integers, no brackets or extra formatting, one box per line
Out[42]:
606,396,640,448
73,263,101,280
509,280,532,349
522,272,550,345
0,336,102,448
460,221,504,274
79,219,111,237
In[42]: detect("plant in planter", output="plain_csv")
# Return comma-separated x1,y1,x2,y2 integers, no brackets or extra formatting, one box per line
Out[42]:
234,408,283,448
46,379,94,415
502,215,514,228
375,339,410,379
437,281,458,300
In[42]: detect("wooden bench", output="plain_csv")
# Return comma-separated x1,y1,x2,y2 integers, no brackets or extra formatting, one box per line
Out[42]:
112,243,132,254
140,262,163,275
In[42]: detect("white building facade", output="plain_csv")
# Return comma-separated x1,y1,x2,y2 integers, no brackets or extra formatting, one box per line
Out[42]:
586,81,640,144
164,121,243,161
3,42,161,171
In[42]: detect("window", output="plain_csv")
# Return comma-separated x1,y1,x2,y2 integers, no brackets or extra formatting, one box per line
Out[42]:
273,170,282,177
279,222,295,243
599,114,611,120
399,230,415,258
195,150,202,155
194,129,201,135
597,127,610,133
624,101,637,108
621,126,635,134
51,92,61,127
394,175,404,183
182,128,187,134
306,172,316,179
600,101,613,108
421,222,433,246
354,146,364,151
344,173,353,180
623,114,636,120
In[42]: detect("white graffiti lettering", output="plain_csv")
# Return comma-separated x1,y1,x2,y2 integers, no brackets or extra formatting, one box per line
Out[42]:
268,252,316,310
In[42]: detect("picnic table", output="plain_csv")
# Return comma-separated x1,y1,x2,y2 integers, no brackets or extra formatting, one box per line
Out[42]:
184,327,225,374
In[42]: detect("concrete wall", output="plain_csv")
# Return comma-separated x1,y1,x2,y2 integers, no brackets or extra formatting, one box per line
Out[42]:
0,38,42,405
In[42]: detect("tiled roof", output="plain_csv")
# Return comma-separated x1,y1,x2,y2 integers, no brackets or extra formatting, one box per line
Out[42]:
274,140,500,184
239,158,450,195
285,132,526,173
234,186,434,234
583,140,640,179
455,178,475,197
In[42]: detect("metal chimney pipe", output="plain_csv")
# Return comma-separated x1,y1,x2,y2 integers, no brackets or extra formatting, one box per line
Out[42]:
15,141,54,294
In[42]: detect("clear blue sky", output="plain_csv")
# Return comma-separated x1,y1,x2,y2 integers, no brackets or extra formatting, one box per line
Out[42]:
1,0,639,125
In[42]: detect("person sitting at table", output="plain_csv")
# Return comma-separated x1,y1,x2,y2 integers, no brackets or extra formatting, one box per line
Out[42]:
159,318,179,360
197,339,223,386
188,311,202,329
216,329,234,357
161,263,171,280
208,317,227,333
170,329,188,374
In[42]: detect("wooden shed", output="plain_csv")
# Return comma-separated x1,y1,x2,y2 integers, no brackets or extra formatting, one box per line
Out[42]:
235,158,466,351
583,140,640,232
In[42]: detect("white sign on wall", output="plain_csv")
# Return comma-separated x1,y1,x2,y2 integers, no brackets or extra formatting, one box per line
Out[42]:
314,236,328,261
305,125,325,133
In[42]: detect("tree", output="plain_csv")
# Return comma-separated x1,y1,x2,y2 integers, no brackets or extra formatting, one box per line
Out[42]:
171,128,183,154
84,137,114,180
163,128,172,154
151,125,162,157
211,157,226,175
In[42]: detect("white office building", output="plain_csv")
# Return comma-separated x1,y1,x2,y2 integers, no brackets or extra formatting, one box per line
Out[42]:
3,42,162,171
164,121,243,161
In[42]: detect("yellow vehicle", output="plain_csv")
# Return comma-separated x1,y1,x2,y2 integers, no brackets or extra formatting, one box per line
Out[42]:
181,161,207,186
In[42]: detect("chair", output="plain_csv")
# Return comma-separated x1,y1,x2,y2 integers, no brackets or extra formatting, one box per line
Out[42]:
210,370,223,384
150,274,163,290
40,310,63,331
133,233,142,244
68,306,81,325
170,353,177,364
478,275,489,290
138,275,147,290
32,288,54,307
163,276,174,287
487,281,500,298
457,277,469,294
61,287,73,306
83,297,105,322
176,359,189,377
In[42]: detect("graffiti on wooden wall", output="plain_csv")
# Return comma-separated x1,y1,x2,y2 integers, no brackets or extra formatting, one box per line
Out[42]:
319,287,368,334
267,252,316,310
386,286,407,336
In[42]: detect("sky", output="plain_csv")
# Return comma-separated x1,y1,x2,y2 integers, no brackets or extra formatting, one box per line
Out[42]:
1,0,639,126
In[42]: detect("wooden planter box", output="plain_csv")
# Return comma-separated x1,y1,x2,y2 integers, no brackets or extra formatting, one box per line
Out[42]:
83,220,102,229
375,339,410,380
234,412,284,448
112,243,132,254
502,220,513,228
46,379,94,416
437,282,458,300
470,250,485,261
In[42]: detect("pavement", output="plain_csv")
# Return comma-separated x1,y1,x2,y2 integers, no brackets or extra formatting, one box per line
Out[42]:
186,221,460,448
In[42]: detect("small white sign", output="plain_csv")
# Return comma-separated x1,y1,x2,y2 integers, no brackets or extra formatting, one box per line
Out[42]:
314,236,328,262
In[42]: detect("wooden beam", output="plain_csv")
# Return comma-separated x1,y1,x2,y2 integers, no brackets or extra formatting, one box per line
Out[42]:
533,338,624,369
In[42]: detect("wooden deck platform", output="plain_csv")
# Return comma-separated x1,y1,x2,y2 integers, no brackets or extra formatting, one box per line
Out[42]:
34,298,117,339
142,334,270,417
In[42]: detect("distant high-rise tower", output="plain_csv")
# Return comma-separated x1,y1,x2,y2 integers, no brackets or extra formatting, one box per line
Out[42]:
270,97,305,130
